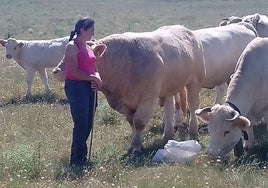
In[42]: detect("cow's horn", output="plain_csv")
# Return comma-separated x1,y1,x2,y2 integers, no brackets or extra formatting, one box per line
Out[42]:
225,110,240,121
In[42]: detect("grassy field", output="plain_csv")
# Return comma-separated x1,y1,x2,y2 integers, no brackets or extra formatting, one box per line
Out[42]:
1,0,268,187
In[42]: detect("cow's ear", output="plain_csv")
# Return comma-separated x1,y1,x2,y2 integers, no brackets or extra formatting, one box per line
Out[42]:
234,116,251,130
253,13,261,21
0,39,7,47
93,44,107,58
195,107,212,123
17,42,24,48
251,13,261,28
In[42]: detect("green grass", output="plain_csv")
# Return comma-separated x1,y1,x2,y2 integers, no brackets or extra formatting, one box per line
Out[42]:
1,0,268,187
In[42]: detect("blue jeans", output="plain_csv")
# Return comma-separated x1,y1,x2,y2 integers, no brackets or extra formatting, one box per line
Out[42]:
64,79,97,166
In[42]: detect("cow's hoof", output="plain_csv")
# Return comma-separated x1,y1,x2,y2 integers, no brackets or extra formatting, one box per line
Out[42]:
162,134,174,143
127,146,143,155
189,134,199,141
175,124,188,141
23,94,31,101
175,124,188,133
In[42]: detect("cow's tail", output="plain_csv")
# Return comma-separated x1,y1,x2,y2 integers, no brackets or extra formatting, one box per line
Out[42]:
175,88,187,117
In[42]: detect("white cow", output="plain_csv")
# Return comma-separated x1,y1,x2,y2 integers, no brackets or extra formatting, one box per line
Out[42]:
0,36,69,96
170,22,258,134
195,37,268,158
89,25,206,153
194,22,258,103
219,13,268,37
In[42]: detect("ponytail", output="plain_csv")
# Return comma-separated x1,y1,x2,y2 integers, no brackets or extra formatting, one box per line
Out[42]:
69,17,94,41
69,30,76,41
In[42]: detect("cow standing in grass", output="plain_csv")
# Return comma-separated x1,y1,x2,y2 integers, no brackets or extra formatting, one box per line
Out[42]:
193,22,258,104
0,36,69,96
168,22,258,134
91,25,206,153
195,37,268,158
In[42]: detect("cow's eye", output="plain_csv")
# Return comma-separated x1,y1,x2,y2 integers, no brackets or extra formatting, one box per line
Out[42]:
224,131,230,137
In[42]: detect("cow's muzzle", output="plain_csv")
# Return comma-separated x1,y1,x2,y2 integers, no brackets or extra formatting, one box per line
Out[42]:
6,54,12,59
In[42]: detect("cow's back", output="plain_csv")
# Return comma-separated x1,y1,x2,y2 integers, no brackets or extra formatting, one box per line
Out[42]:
96,25,205,112
227,37,268,117
155,25,206,96
21,37,68,68
194,23,257,88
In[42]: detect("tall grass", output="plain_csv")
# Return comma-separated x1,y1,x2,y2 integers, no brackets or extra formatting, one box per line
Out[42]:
1,0,268,187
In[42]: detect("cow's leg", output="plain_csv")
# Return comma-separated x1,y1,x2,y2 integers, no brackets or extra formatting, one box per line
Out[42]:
186,83,201,139
25,68,35,96
174,104,184,129
163,96,175,140
174,102,187,140
126,114,135,138
174,89,187,130
161,92,186,131
243,126,255,150
158,97,166,128
214,83,228,104
127,99,154,154
37,68,51,95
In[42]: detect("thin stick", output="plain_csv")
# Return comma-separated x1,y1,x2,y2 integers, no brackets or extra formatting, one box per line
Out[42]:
88,90,97,160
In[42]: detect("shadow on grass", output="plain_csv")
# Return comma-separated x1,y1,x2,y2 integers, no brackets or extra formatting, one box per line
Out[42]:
0,92,68,107
120,123,268,169
55,156,97,181
202,123,268,169
233,124,268,168
119,138,167,168
119,123,208,168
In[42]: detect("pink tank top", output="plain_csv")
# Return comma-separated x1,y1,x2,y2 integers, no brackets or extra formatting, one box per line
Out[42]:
65,40,96,80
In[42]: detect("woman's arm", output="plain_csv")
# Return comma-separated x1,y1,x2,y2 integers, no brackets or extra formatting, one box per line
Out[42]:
65,42,103,88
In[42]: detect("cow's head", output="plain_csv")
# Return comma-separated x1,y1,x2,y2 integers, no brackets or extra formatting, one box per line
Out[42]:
242,13,268,37
219,13,268,37
242,13,261,27
0,38,24,59
195,104,250,158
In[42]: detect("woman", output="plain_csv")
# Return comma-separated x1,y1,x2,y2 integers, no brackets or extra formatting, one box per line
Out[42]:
63,17,102,167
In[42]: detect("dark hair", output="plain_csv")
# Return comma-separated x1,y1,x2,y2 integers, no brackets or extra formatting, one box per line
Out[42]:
69,17,95,41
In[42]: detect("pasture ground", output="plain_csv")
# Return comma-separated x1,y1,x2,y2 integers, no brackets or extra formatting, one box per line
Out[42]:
1,0,268,187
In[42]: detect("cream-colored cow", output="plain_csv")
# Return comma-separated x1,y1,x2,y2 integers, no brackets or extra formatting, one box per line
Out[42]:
0,37,69,96
170,22,258,134
91,25,206,153
196,37,268,157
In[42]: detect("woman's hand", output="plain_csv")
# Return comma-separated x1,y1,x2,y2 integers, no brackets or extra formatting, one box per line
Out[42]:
91,81,100,90
90,73,103,90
